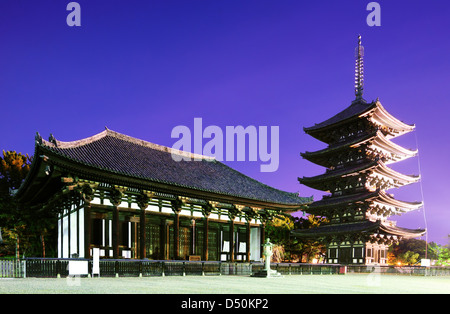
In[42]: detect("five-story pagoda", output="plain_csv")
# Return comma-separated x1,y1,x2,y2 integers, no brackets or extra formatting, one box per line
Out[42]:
292,36,426,265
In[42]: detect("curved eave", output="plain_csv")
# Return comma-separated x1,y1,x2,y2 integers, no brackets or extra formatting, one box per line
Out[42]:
367,101,415,139
306,190,379,212
376,191,423,211
292,220,381,238
299,160,419,192
372,162,420,187
303,99,415,143
292,220,425,239
298,161,378,191
370,131,417,164
305,189,422,215
15,136,51,201
301,131,377,167
301,130,417,168
303,99,376,135
379,221,426,239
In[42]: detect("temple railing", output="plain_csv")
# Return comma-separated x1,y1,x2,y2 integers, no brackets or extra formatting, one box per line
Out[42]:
0,259,25,278
3,258,449,278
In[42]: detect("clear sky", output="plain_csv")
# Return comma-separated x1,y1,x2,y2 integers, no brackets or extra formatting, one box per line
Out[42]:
0,0,449,245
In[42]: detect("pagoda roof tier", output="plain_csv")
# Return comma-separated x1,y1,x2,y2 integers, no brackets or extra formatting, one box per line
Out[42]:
291,220,425,239
305,190,422,215
367,130,418,164
301,130,417,168
303,99,415,144
298,160,420,191
16,129,310,210
372,190,423,212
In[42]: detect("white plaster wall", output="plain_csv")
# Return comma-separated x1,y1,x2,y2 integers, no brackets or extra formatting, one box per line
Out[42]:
70,208,78,257
62,212,69,258
57,218,62,258
78,207,85,258
250,227,261,261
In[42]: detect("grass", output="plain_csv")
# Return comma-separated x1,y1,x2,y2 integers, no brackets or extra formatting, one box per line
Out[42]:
1,274,450,294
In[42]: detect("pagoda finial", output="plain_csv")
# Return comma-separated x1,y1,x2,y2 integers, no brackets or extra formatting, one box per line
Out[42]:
354,34,364,101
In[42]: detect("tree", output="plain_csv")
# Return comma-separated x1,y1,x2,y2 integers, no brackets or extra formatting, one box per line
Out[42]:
0,151,32,258
428,243,450,266
389,250,420,266
266,214,294,244
0,150,31,190
265,214,294,262
292,215,328,263
265,214,328,263
278,214,328,263
388,238,430,265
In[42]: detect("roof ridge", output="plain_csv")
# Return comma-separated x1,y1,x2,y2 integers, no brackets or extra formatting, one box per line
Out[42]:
40,130,109,149
105,129,215,161
40,128,216,161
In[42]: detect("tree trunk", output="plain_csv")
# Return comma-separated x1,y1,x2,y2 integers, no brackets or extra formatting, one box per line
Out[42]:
16,235,20,259
41,234,46,258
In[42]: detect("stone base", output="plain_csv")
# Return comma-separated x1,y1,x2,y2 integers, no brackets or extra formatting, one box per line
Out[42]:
251,269,283,278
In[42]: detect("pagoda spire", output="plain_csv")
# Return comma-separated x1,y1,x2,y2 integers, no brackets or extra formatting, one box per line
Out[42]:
354,34,364,101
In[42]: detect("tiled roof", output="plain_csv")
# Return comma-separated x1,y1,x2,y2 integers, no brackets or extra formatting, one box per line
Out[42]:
292,220,380,237
303,99,375,133
292,220,425,238
36,129,310,206
307,190,422,213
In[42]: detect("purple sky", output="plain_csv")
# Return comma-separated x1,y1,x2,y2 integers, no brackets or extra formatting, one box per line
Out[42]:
1,1,449,245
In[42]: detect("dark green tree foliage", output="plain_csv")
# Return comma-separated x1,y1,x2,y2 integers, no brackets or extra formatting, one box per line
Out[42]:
0,151,31,256
266,214,327,263
388,238,430,262
387,238,450,266
428,240,450,266
0,150,32,225
0,151,55,258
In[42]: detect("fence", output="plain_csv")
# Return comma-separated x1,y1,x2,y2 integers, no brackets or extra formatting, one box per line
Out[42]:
2,258,450,278
346,265,450,276
0,259,24,278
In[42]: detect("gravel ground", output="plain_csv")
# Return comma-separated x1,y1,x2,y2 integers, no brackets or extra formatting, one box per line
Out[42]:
1,274,450,294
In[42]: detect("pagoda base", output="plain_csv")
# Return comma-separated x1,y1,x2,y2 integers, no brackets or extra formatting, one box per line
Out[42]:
251,269,283,278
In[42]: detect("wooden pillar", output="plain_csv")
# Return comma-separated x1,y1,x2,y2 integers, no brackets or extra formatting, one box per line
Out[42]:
260,222,266,259
140,209,146,259
174,211,180,259
246,222,251,262
84,203,91,259
190,219,196,256
104,216,110,258
136,192,152,260
163,220,169,260
203,217,209,261
112,205,120,259
230,218,235,262
171,198,184,260
202,203,213,261
108,188,124,259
